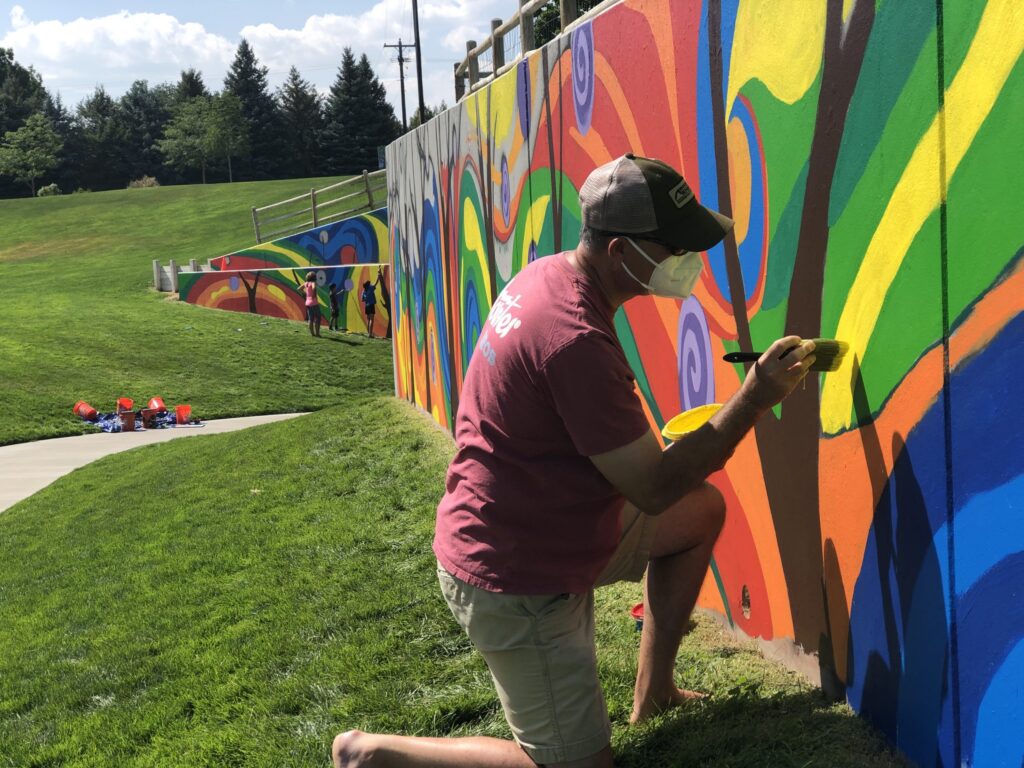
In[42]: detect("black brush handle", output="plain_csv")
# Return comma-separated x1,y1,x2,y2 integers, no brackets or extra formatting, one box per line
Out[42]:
723,345,800,364
723,351,762,363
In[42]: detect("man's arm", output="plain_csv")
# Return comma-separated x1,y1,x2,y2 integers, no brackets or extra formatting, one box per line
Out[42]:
589,336,815,515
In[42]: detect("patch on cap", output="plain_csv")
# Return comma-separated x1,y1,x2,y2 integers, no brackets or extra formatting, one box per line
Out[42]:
669,179,694,208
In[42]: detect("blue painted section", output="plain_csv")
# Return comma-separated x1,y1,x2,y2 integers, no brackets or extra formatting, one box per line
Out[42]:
421,184,452,405
696,0,741,299
847,314,1024,767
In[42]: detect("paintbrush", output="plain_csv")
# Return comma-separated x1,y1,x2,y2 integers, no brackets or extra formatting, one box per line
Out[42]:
723,338,850,372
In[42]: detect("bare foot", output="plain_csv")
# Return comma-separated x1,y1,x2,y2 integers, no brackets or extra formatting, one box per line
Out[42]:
332,730,373,767
630,687,707,724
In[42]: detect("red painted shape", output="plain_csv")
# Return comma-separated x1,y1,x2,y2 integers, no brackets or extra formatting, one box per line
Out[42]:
623,299,680,420
709,469,774,639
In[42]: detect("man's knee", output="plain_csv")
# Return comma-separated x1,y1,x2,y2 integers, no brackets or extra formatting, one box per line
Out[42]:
697,481,726,535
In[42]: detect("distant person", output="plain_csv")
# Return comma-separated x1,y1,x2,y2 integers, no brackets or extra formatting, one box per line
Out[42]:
361,280,377,338
328,283,341,331
375,267,392,339
302,271,321,338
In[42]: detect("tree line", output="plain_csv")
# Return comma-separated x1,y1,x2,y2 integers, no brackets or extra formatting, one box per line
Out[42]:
0,41,436,199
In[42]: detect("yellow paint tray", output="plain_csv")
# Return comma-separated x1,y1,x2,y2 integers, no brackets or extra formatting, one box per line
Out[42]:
661,403,723,442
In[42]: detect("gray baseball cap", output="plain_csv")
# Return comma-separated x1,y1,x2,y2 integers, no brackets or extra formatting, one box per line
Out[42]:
579,153,734,252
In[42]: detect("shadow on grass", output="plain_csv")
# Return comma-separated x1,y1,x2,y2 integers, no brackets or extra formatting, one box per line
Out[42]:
614,686,908,768
322,335,362,346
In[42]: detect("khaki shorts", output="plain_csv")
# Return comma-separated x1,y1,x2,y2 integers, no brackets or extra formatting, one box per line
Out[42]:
437,504,658,764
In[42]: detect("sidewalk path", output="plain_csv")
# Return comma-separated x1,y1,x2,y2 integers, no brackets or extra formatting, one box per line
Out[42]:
0,413,305,514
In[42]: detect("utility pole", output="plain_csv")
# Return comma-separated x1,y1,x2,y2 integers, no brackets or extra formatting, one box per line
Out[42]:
384,38,410,131
411,0,427,123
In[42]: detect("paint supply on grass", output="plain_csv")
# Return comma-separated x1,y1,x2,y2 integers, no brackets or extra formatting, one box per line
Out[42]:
630,602,645,631
661,403,723,442
722,338,849,372
73,401,98,420
116,397,134,412
175,404,192,425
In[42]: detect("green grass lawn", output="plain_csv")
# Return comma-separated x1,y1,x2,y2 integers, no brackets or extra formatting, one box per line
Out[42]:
0,176,387,446
0,396,908,767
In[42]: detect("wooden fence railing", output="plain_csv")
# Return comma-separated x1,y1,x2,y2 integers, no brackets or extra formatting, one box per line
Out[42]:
453,0,620,101
250,169,387,244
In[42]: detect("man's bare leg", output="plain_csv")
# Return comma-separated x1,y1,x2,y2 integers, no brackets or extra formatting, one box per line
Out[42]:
631,482,725,724
333,730,613,768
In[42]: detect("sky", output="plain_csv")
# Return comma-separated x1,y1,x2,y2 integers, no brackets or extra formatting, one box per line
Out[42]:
0,0,512,121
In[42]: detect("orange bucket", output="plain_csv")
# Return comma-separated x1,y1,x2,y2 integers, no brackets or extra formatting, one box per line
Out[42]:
117,397,134,412
148,396,166,412
73,400,98,420
175,404,192,425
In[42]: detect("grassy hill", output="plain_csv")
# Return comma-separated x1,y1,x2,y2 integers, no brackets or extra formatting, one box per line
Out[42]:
0,177,391,446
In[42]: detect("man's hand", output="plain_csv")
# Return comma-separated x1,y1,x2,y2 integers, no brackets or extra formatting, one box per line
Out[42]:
740,336,816,410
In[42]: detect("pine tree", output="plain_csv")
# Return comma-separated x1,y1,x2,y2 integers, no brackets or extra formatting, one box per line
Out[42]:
76,86,128,190
278,66,323,177
321,48,359,175
355,53,400,166
175,69,209,104
223,39,284,180
118,80,174,182
322,49,399,175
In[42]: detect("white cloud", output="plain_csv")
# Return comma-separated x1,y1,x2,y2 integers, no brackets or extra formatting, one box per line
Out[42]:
0,5,235,102
0,0,511,113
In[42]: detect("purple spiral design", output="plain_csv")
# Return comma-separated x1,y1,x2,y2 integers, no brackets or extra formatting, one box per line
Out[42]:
677,296,715,411
516,60,531,138
571,22,595,136
501,155,510,224
229,275,239,292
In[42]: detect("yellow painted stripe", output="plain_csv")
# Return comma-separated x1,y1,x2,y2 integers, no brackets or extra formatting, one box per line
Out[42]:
522,194,551,269
821,0,1024,433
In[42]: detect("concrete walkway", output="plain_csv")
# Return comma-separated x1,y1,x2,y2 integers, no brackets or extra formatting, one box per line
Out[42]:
0,413,306,514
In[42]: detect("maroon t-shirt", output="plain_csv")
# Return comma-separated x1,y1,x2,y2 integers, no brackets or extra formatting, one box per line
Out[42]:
433,252,651,594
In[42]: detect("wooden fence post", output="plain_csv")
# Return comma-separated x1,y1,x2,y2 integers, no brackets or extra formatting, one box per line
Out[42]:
251,206,262,244
520,0,536,53
311,188,319,227
363,170,375,209
560,0,578,31
152,259,161,290
467,40,480,86
454,62,465,100
492,19,505,70
188,258,198,272
169,260,179,293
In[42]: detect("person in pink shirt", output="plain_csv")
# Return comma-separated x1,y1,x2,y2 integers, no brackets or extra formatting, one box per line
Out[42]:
334,155,817,768
302,271,321,338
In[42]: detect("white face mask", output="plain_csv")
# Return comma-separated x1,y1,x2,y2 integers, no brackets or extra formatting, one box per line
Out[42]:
621,237,704,299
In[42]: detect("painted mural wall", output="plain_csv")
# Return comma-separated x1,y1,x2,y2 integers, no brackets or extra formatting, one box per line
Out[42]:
386,0,1024,764
178,208,392,337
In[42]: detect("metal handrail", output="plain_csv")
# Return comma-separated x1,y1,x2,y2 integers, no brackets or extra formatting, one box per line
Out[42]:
250,169,387,243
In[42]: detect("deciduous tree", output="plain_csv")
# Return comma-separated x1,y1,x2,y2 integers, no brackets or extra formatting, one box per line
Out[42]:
0,112,62,195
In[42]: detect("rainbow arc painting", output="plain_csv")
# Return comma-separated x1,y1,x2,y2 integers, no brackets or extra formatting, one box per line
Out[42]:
178,208,391,337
